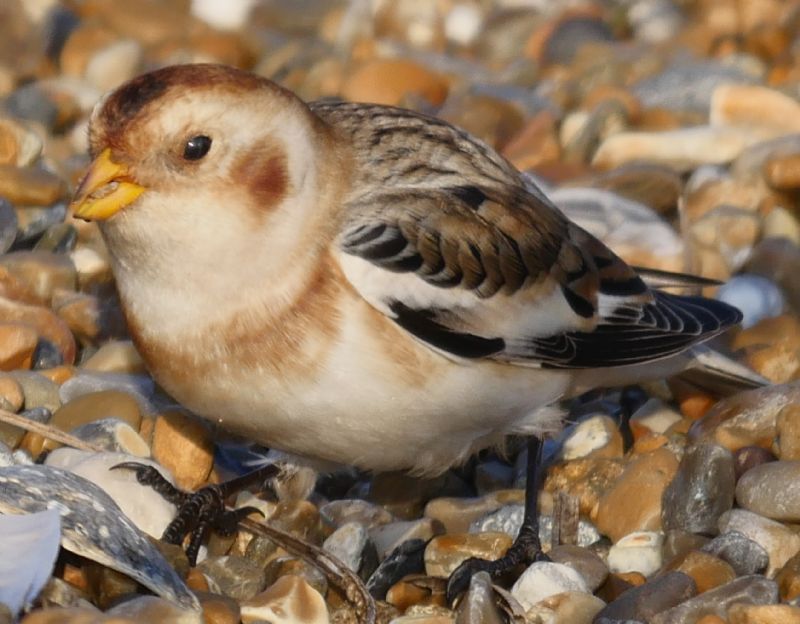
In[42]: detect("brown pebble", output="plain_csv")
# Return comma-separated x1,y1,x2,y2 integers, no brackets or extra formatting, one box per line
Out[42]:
734,446,777,479
742,343,800,384
341,59,449,107
733,315,800,352
0,296,76,364
764,153,800,191
240,575,329,624
48,389,142,448
0,164,66,206
0,322,37,371
424,532,512,577
697,616,727,624
666,550,736,593
386,575,446,611
152,409,214,491
197,591,240,624
728,603,800,624
0,374,24,411
595,448,678,542
501,110,561,171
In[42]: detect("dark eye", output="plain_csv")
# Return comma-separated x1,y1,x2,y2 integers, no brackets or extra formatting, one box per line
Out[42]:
183,135,212,160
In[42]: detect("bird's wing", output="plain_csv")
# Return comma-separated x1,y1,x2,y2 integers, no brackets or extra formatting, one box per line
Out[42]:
334,183,742,369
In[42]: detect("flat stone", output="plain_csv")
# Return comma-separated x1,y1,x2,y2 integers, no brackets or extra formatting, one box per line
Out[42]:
0,374,24,412
8,370,60,412
711,84,800,134
341,59,449,107
424,532,512,578
736,461,800,522
558,414,624,461
385,575,446,612
650,576,779,624
81,340,145,375
424,490,523,534
240,575,329,624
595,448,678,542
662,442,735,535
151,409,213,491
510,561,588,611
702,531,770,576
322,521,370,574
593,571,696,622
718,509,800,575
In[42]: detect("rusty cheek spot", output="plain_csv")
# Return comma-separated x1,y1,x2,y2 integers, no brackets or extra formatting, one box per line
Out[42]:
231,144,290,214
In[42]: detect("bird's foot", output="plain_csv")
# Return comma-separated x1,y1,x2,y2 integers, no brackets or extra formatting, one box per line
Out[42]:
445,528,549,604
111,462,279,565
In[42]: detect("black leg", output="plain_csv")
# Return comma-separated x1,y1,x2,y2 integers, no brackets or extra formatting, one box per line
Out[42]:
112,462,278,565
446,436,549,603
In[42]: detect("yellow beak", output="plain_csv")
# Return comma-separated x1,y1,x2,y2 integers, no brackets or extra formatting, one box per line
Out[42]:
70,148,145,221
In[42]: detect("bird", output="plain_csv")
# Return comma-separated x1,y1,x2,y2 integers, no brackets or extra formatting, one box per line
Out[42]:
70,63,747,599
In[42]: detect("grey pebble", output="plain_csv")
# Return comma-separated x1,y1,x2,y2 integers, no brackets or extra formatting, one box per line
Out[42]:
0,199,17,254
701,531,770,576
198,555,267,602
594,571,696,623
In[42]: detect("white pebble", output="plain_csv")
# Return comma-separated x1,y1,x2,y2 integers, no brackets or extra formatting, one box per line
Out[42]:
716,274,785,329
607,531,664,576
560,415,615,460
191,0,259,31
511,561,589,611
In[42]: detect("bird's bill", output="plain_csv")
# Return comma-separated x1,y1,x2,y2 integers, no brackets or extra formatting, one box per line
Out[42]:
70,148,145,221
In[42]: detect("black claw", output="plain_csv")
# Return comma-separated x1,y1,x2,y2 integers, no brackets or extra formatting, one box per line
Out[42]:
111,462,281,567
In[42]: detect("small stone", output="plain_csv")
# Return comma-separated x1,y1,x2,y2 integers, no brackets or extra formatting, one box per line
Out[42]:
370,518,440,560
544,456,625,519
711,84,800,134
716,275,785,330
69,246,113,286
534,590,605,624
424,490,523,534
320,499,394,530
0,405,49,449
592,126,760,173
9,370,60,412
0,117,42,167
453,571,503,623
662,442,735,535
733,315,800,353
630,399,684,435
240,575,328,624
763,206,800,244
0,374,24,412
688,382,800,452
650,576,779,624
322,521,370,574
666,550,737,594
728,604,800,624
196,591,239,624
386,575,446,612
595,448,678,542
267,500,326,545
15,204,68,246
559,414,623,460
0,164,66,206
736,461,800,522
263,557,327,599
69,418,150,456
593,571,696,622
510,561,588,611
548,544,608,592
55,292,125,344
105,595,198,623
743,343,800,384
438,92,524,150
0,323,38,371
341,59,449,107
0,199,17,255
366,539,427,599
198,555,268,602
81,340,145,374
424,532,512,578
607,531,664,576
0,251,76,304
702,531,770,577
84,39,143,92
0,297,75,364
718,509,800,575
778,406,800,461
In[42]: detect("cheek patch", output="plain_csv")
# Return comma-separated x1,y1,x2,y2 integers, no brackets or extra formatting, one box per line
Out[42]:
230,142,290,213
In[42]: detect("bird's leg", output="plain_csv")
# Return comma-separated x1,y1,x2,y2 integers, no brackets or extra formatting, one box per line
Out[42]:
112,462,278,565
446,436,548,603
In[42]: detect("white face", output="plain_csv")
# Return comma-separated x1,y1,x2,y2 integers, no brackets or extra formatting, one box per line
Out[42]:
83,68,331,334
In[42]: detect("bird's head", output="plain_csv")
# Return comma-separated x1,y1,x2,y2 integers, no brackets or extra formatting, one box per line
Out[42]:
71,64,332,242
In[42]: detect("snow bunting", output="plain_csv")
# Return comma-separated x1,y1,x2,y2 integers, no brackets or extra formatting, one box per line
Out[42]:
71,64,744,590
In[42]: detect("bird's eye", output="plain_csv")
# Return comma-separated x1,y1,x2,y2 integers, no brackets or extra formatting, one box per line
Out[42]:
183,135,212,161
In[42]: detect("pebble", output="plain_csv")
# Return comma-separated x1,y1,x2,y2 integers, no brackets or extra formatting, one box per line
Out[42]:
0,322,38,371
322,521,370,574
558,414,624,460
510,561,589,611
548,544,608,592
778,406,800,460
716,275,785,329
0,374,24,412
662,442,735,535
424,532,512,578
105,595,200,624
533,591,606,624
728,604,800,624
8,370,60,412
702,531,770,577
0,117,42,167
0,199,17,255
370,518,440,560
718,509,800,575
198,556,267,602
650,576,779,624
593,571,696,622
69,418,149,456
666,550,737,594
595,447,678,542
775,551,800,601
424,489,522,534
0,296,75,364
607,531,664,576
319,498,394,530
341,59,449,107
151,409,214,491
452,571,504,623
240,575,329,624
736,461,800,522
81,340,145,375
